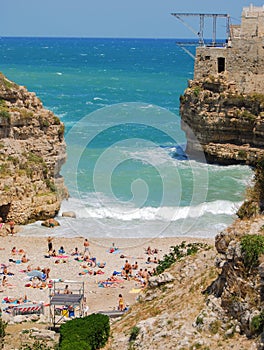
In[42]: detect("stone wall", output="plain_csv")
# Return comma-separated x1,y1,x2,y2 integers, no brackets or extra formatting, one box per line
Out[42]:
241,4,264,37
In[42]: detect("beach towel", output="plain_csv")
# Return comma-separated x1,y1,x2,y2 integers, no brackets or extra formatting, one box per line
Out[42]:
129,288,142,294
27,270,45,280
112,271,121,276
79,269,93,276
107,249,121,254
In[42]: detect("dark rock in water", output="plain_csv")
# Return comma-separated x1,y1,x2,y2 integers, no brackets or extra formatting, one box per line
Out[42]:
161,144,188,161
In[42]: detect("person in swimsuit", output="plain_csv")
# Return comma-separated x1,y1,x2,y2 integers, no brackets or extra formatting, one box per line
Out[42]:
83,239,91,256
47,236,53,252
123,260,132,281
118,294,125,311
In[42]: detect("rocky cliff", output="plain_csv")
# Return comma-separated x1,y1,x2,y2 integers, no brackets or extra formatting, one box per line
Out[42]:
106,216,264,350
180,74,264,166
0,72,68,224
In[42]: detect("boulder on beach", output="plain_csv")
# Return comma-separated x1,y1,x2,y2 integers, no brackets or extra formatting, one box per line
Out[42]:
41,218,60,228
62,211,76,218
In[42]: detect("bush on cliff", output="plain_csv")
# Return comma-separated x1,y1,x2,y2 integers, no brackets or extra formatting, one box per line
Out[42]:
241,234,264,272
250,310,264,335
59,313,110,350
155,241,210,275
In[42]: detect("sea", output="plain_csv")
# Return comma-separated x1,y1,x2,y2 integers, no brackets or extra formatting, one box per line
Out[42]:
0,37,253,240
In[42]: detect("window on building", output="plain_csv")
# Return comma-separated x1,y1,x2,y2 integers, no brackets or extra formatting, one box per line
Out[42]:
217,57,225,73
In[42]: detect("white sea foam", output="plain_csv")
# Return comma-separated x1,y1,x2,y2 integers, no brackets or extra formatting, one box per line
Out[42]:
59,197,240,222
20,196,239,239
121,147,175,166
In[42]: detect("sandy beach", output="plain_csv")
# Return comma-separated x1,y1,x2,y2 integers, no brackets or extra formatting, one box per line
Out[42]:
0,231,214,318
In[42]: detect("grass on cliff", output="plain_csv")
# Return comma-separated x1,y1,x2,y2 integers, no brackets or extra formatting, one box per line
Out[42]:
0,72,18,90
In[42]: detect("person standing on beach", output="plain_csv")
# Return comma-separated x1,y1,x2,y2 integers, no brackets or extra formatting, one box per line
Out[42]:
83,238,91,256
9,221,15,236
118,294,125,311
47,236,53,252
124,260,132,281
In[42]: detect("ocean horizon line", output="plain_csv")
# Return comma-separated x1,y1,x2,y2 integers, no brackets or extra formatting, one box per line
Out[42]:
0,36,223,42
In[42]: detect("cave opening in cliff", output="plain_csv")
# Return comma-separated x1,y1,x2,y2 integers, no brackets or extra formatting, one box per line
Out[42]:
217,57,225,73
0,204,11,222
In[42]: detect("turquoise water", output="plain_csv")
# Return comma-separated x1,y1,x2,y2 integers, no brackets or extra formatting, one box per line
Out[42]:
0,37,253,239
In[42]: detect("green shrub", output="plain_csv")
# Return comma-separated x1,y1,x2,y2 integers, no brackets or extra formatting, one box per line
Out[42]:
19,109,33,119
237,200,259,219
38,116,50,128
19,340,54,349
209,320,221,334
0,163,11,177
193,86,201,97
129,326,140,342
45,179,56,192
59,313,110,350
240,234,264,271
251,310,264,334
237,150,247,158
0,73,17,89
239,110,256,122
58,341,90,350
27,152,44,164
0,109,10,121
53,116,61,125
196,316,204,326
155,241,210,275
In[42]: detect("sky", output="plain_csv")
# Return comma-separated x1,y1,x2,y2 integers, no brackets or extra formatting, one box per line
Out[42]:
2,0,264,38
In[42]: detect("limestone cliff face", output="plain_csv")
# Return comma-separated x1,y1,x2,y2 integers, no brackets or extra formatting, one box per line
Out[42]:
180,75,264,165
205,216,264,339
0,73,68,224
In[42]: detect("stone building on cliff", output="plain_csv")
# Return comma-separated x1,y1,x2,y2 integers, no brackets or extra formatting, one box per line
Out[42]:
194,4,264,94
180,4,264,165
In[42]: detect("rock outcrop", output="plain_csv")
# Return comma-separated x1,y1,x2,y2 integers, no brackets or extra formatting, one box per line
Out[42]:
180,75,264,166
0,72,68,224
106,217,264,350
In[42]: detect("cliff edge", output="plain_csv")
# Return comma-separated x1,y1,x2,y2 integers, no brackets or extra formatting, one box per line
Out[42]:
0,72,68,224
180,75,264,165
